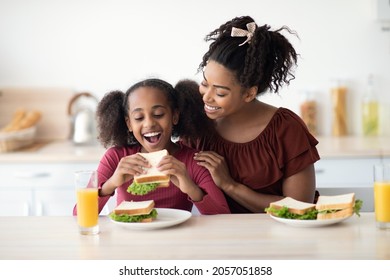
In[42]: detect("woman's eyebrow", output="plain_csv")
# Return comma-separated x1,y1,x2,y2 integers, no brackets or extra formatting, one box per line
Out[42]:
202,71,231,91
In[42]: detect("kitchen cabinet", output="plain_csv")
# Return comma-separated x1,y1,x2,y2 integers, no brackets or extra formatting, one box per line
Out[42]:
0,162,112,216
313,136,390,212
315,157,380,212
0,189,32,216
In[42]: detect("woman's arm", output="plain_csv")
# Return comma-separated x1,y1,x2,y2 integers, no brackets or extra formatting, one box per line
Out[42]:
195,151,316,213
222,165,316,212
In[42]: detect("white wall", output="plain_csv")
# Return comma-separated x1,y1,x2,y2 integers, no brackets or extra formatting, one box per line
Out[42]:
1,0,389,136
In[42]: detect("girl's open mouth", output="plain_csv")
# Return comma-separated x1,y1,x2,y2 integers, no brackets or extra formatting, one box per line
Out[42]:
143,132,162,144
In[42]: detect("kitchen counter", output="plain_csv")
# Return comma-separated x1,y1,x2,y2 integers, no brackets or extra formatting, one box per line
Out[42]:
0,213,388,260
316,136,390,158
0,136,389,163
0,140,106,163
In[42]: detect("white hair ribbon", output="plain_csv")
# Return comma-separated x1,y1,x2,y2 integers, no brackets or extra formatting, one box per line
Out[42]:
231,22,256,46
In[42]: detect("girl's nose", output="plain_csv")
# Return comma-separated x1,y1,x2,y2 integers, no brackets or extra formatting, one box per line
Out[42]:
144,115,156,127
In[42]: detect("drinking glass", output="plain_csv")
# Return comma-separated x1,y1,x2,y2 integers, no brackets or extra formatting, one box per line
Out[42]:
75,170,99,235
373,164,390,229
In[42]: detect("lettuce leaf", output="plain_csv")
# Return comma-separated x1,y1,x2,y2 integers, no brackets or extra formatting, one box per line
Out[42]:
127,181,159,195
353,199,363,217
265,199,363,220
109,209,158,223
265,206,318,220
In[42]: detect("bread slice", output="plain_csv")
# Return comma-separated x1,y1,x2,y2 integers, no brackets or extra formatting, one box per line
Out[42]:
315,193,355,211
134,149,170,186
113,200,155,215
317,207,353,220
269,197,316,215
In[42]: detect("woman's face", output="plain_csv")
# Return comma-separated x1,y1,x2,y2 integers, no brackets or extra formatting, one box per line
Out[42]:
199,60,251,120
125,87,178,153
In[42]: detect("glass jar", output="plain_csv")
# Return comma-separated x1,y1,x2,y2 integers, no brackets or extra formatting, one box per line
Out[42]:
362,74,379,136
300,91,317,136
331,84,348,136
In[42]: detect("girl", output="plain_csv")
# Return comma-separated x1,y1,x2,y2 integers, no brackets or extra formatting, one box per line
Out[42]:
181,16,320,213
73,78,230,215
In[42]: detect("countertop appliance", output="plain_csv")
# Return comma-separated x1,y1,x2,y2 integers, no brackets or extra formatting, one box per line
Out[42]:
67,92,98,145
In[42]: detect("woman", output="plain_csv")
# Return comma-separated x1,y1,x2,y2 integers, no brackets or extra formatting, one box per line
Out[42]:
181,16,320,213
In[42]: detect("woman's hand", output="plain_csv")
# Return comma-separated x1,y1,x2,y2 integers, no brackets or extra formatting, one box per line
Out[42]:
193,151,235,190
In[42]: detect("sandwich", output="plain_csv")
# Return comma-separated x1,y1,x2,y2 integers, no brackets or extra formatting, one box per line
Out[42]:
109,200,158,223
265,197,317,220
265,193,362,220
316,193,361,220
127,149,170,195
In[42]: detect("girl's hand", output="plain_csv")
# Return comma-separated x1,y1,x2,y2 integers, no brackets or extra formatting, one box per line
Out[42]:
157,155,197,194
193,151,234,190
109,153,151,187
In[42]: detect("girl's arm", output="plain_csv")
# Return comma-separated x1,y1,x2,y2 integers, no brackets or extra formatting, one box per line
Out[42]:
157,155,230,214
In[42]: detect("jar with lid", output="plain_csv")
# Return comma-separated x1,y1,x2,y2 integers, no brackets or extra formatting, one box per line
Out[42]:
361,74,379,136
299,91,317,136
331,81,348,136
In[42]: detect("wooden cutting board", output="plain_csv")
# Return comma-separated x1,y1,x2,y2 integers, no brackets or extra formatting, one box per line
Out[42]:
0,87,75,140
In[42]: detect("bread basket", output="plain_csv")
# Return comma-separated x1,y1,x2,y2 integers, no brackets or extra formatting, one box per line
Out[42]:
0,126,37,152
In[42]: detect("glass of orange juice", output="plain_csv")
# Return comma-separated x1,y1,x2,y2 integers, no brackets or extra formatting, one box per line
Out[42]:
374,164,390,229
75,170,99,235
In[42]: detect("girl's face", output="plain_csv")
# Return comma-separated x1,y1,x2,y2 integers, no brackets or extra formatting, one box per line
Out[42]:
125,87,178,153
199,60,255,120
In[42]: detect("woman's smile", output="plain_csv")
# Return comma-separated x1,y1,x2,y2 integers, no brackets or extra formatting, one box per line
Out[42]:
204,104,221,114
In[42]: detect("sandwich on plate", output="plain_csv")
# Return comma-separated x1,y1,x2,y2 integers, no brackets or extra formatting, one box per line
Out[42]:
265,197,317,220
315,193,360,220
127,149,170,195
109,200,158,223
265,193,362,220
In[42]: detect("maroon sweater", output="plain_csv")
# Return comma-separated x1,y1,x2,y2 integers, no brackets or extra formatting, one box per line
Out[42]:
73,144,230,215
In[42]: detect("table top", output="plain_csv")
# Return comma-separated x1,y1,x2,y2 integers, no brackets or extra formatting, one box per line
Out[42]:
0,213,389,260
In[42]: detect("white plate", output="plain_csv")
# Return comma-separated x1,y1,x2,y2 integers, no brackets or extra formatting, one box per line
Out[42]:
109,208,192,230
269,214,352,228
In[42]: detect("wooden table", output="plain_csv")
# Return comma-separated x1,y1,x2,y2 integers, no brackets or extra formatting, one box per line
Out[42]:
0,213,389,260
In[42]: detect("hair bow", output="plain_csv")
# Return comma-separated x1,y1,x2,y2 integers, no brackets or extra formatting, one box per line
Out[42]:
231,22,256,46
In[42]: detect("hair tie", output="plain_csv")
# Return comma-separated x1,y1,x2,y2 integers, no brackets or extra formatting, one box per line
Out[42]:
231,22,256,46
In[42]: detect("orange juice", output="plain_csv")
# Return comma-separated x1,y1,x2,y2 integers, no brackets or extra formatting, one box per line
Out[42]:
374,182,390,222
76,188,98,227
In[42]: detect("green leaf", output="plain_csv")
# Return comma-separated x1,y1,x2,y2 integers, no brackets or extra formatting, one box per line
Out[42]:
265,206,318,220
127,181,159,195
354,199,363,217
109,209,158,222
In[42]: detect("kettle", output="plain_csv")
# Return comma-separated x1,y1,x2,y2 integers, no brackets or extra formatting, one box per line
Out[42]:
67,92,99,145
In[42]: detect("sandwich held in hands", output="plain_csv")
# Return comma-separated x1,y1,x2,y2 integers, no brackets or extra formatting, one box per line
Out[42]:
109,200,158,223
127,149,170,195
265,193,362,220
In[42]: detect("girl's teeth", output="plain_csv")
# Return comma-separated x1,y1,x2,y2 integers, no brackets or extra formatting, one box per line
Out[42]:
144,132,160,137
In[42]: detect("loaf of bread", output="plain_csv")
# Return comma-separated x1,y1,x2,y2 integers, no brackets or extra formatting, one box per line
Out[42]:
1,109,42,132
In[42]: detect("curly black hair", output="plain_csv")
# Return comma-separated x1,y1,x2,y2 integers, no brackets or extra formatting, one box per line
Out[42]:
96,78,214,148
199,15,299,94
